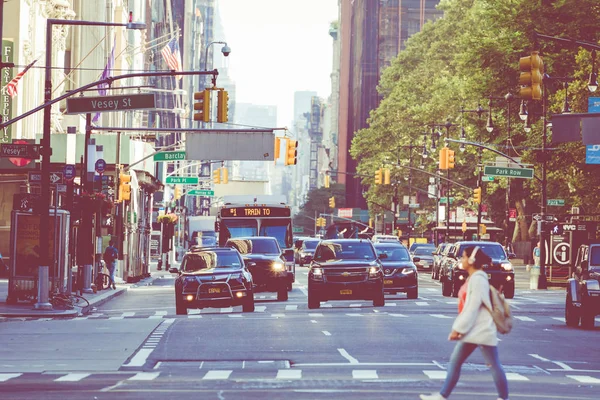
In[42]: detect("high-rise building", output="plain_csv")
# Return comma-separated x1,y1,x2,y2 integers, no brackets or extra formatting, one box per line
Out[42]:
337,0,442,208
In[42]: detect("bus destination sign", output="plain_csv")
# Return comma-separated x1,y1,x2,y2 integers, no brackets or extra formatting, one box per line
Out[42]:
221,206,291,218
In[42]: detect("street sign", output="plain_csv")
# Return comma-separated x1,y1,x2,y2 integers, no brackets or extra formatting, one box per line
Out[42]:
13,193,40,212
56,184,67,193
0,143,41,159
533,213,555,222
509,208,517,222
28,171,42,183
292,227,304,233
409,203,420,208
63,164,76,181
65,93,156,114
481,175,495,182
49,172,64,184
439,197,455,204
484,165,534,179
165,176,199,185
187,189,214,196
95,158,106,174
547,199,565,206
416,210,428,214
153,151,186,161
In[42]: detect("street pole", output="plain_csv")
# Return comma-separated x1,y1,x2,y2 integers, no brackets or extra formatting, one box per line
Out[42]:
408,144,413,246
539,84,549,290
505,95,512,244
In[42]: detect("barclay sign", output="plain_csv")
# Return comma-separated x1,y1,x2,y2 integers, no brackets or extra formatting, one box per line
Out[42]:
66,93,156,114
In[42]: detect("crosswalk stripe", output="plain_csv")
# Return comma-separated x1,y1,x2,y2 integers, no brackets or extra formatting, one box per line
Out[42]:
276,369,302,379
352,370,378,379
285,305,298,311
429,314,452,319
202,370,232,380
346,313,363,317
426,288,437,292
552,317,566,322
154,311,168,316
309,313,323,317
128,372,160,381
228,314,243,318
220,307,234,313
415,302,429,306
37,318,53,321
567,375,600,384
0,373,22,382
506,373,529,381
514,316,535,322
54,373,90,382
271,313,285,318
423,370,446,379
389,313,408,317
384,303,397,307
255,306,266,312
322,304,332,308
187,315,202,319
350,304,362,308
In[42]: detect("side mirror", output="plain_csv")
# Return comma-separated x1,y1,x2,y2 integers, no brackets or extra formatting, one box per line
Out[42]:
508,253,517,259
169,267,179,274
413,257,421,262
379,253,388,260
247,262,257,268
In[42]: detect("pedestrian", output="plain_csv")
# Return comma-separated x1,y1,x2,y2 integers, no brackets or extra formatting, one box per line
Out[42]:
420,246,509,400
527,241,541,290
103,240,118,290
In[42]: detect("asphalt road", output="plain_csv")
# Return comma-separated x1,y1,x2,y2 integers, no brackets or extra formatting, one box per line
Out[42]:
1,266,599,400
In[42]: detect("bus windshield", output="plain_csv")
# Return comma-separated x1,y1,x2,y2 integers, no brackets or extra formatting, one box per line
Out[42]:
259,221,289,249
222,220,258,238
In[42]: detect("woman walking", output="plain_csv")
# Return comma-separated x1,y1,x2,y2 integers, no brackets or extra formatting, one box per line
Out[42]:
420,246,509,400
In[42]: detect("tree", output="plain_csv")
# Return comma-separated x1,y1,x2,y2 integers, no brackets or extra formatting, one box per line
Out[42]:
293,184,346,234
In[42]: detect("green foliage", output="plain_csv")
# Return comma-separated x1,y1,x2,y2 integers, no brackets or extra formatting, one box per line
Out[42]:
293,184,346,234
351,0,600,227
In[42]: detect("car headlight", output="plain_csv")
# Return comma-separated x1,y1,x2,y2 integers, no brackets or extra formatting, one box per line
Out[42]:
312,267,323,277
272,262,285,271
401,268,415,275
369,266,380,278
184,277,197,283
501,262,513,271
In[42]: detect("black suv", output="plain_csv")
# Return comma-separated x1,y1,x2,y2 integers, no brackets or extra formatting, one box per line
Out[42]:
439,241,515,298
374,243,418,299
226,237,290,301
174,247,254,315
308,239,385,309
566,243,600,329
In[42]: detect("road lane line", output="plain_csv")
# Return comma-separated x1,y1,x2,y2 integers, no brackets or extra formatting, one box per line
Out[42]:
255,306,266,312
415,302,429,306
429,314,452,319
506,373,529,381
54,373,90,382
553,361,574,371
352,370,378,379
202,370,232,380
309,313,323,317
338,348,359,364
389,313,408,317
228,314,243,318
552,317,566,322
0,374,22,382
187,315,202,319
515,316,535,322
345,313,363,317
350,304,362,308
277,369,302,380
384,303,397,307
271,313,286,318
423,370,447,379
128,372,160,381
220,307,234,313
311,320,318,323
122,349,153,367
567,375,600,384
285,305,298,311
322,331,332,336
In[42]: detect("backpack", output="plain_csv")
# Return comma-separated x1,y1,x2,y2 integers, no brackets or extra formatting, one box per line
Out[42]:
485,285,513,335
103,246,117,263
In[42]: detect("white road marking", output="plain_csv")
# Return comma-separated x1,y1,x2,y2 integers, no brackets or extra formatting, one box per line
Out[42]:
122,349,153,367
337,348,359,364
109,316,125,320
37,318,53,321
506,373,529,381
389,313,408,317
228,314,243,318
349,304,362,308
352,370,378,379
384,303,397,307
187,315,202,319
299,287,308,296
128,372,160,381
415,302,429,306
54,373,90,382
426,288,437,292
529,354,551,362
0,374,22,382
154,311,168,316
259,296,266,299
445,301,456,305
271,313,286,318
74,316,89,320
255,306,266,312
429,314,452,319
514,316,535,322
322,331,332,336
122,312,135,318
567,375,600,384
345,313,363,317
220,307,234,313
202,370,232,380
423,370,447,379
552,317,566,323
285,305,298,311
311,320,318,324
277,369,302,379
418,297,430,300
309,313,323,317
553,361,574,371
321,304,332,308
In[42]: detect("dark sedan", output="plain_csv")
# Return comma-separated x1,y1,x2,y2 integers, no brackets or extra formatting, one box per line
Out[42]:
431,243,452,280
411,245,436,271
374,244,418,299
295,238,320,266
174,247,254,315
308,239,385,309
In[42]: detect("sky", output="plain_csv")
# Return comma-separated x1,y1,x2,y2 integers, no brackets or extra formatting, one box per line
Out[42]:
217,0,338,128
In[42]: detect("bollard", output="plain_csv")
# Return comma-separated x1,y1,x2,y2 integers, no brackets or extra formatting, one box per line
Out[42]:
81,264,94,294
34,266,53,310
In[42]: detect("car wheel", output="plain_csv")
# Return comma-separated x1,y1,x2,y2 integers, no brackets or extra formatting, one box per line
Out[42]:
580,302,596,329
503,285,515,299
373,290,385,307
287,281,293,292
308,291,320,309
407,287,418,299
277,284,289,301
442,279,452,297
565,292,580,328
431,269,436,279
242,291,255,313
175,293,188,315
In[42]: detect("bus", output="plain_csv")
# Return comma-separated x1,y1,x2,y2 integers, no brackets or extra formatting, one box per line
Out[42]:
216,202,295,287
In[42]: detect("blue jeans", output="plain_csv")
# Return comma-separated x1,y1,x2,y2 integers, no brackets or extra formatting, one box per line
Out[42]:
440,342,509,399
107,262,116,286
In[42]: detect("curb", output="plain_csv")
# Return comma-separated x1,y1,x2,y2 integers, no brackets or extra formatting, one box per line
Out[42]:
0,309,79,318
82,287,128,315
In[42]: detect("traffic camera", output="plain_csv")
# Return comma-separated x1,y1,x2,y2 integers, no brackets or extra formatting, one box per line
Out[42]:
118,172,131,201
519,51,544,101
193,90,210,122
217,90,229,123
284,139,298,166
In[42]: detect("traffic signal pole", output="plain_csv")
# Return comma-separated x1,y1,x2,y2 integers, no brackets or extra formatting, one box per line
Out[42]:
539,84,549,290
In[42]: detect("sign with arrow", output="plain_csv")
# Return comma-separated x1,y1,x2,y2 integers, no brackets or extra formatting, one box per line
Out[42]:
49,172,64,185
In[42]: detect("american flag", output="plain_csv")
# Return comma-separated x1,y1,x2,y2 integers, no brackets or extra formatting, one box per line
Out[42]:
93,39,116,123
5,60,37,98
161,36,182,76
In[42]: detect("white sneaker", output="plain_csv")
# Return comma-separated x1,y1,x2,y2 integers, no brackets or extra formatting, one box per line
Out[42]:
419,394,447,400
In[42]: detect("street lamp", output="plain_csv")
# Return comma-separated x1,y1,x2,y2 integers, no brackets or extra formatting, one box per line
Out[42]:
518,100,528,121
589,50,598,93
36,17,146,310
204,41,231,81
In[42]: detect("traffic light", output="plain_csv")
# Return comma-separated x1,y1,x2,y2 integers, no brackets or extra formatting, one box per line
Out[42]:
118,172,131,201
439,147,448,169
374,168,383,184
480,224,487,236
369,218,373,228
324,175,330,188
174,186,181,200
447,148,455,169
193,90,210,122
519,51,544,101
274,137,281,162
462,221,467,233
473,187,482,204
329,196,335,209
213,168,221,184
284,139,298,166
222,167,229,184
383,168,391,185
217,90,229,123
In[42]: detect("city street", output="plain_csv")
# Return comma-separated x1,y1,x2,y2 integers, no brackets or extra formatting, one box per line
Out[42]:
1,267,599,400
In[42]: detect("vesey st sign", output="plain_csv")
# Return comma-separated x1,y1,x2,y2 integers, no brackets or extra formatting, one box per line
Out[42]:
66,93,156,114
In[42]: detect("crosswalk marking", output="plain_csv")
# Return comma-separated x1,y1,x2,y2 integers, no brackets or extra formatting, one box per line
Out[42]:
552,317,566,322
255,306,267,312
122,312,135,318
384,303,397,307
285,305,298,311
415,302,429,306
423,370,446,379
514,316,535,322
567,375,600,384
309,313,323,317
202,370,232,380
187,315,202,319
220,307,234,313
128,372,160,381
350,304,362,308
429,314,452,319
54,373,90,382
322,331,332,336
352,370,378,379
506,373,529,381
276,369,302,379
322,304,332,308
228,314,243,318
271,313,285,318
389,313,408,317
346,313,363,317
0,373,22,382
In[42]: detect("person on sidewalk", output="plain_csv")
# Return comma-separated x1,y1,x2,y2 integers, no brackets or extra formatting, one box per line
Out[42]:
527,241,541,290
420,246,509,400
103,241,118,290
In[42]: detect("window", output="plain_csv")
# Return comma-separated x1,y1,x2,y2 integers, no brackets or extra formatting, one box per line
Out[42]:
589,246,600,267
183,252,242,272
376,247,410,261
414,247,435,256
303,240,320,250
314,242,376,261
247,239,280,254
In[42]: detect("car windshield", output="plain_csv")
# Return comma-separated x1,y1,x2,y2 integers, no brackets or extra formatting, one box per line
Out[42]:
314,242,376,261
183,252,242,272
414,247,435,256
590,246,600,268
376,246,410,261
460,244,507,260
303,240,320,250
228,238,280,255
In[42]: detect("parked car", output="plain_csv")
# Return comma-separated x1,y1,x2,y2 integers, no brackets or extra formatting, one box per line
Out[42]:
411,245,436,271
431,243,452,280
565,243,600,329
226,237,290,301
438,241,515,298
174,247,254,315
371,235,400,244
295,238,320,266
307,239,385,309
409,242,435,254
374,243,418,299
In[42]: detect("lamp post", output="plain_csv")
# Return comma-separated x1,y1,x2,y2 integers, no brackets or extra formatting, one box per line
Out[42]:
36,17,146,310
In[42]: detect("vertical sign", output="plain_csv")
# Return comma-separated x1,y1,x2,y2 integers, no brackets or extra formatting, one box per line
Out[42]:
586,98,600,164
1,39,14,144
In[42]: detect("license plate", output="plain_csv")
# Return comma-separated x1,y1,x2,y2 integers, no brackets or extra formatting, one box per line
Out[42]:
208,288,221,294
422,263,429,267
384,279,393,285
340,289,352,295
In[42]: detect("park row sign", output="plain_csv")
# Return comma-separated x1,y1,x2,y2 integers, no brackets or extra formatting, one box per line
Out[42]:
65,93,156,114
